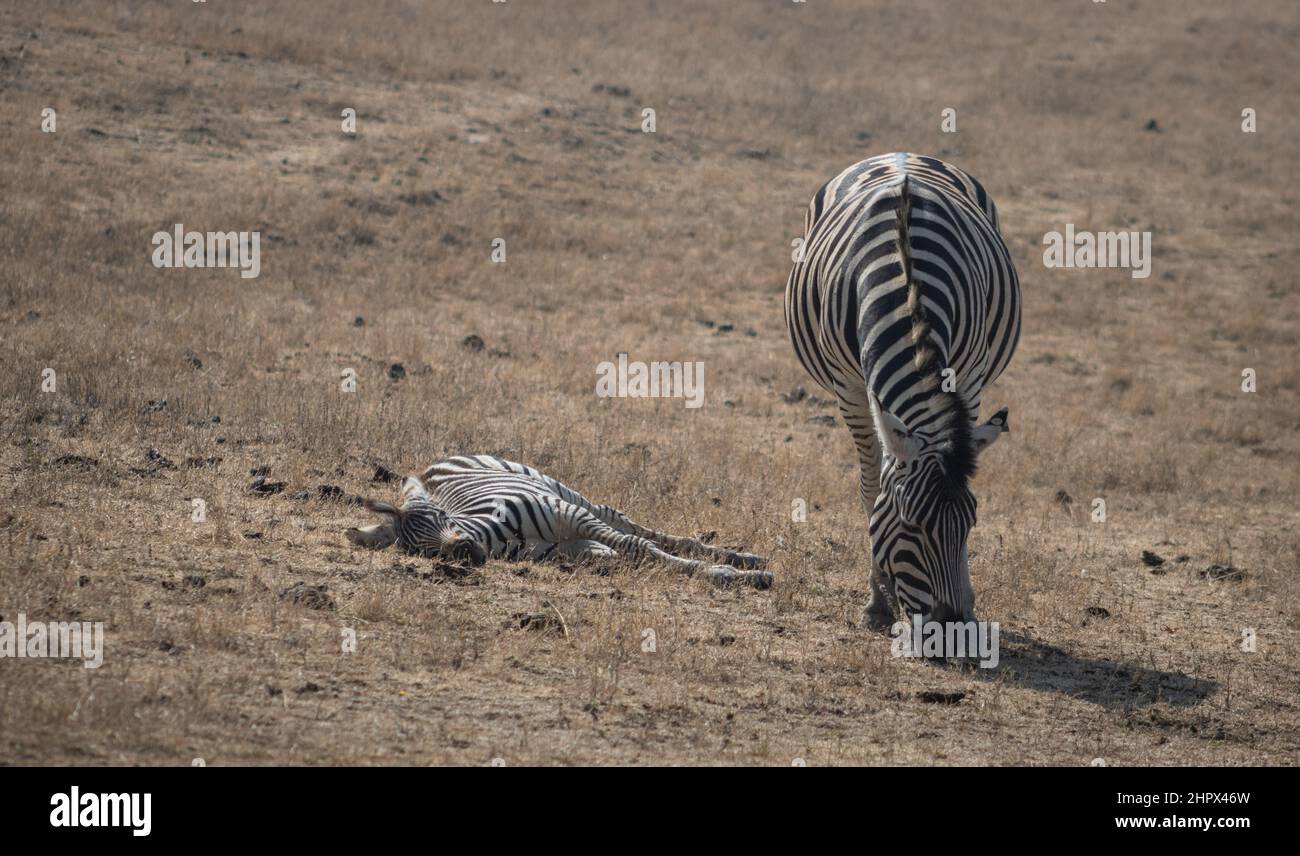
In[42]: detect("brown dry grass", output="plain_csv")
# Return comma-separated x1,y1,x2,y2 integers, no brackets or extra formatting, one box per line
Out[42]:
1,0,1298,766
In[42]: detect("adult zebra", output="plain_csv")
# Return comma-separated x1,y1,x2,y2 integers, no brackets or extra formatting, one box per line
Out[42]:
785,153,1020,627
346,455,772,588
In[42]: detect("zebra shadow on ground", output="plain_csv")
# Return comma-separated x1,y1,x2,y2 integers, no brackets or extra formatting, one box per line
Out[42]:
952,630,1218,708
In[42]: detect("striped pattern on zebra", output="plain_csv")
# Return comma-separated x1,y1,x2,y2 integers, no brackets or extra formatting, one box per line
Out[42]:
785,152,1021,626
346,455,772,588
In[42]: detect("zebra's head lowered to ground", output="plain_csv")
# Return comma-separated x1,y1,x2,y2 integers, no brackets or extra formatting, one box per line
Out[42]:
345,476,487,565
870,399,1009,623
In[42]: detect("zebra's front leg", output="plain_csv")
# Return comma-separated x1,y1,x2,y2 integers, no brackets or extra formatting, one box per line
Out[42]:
840,391,897,631
551,538,617,563
861,486,900,631
554,500,772,589
863,557,899,631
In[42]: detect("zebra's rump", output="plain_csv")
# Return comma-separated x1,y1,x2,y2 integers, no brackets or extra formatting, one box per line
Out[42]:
785,152,1020,415
810,153,1000,230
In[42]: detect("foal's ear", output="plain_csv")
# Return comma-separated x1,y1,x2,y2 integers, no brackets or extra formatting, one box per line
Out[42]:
973,406,1009,455
346,521,397,550
364,499,399,517
399,476,429,505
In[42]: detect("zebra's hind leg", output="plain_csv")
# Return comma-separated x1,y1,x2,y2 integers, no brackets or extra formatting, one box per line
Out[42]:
588,506,767,570
555,500,772,589
514,465,766,569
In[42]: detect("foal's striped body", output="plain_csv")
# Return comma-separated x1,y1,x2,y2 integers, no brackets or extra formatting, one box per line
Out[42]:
347,455,770,588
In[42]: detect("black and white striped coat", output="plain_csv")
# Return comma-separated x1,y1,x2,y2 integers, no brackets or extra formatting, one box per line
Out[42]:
347,455,770,588
785,153,1021,624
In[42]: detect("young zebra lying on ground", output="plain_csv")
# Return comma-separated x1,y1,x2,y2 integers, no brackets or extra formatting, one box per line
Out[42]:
345,455,772,588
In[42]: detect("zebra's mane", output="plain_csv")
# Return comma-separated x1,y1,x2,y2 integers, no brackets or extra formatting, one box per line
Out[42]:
897,174,977,492
935,389,977,493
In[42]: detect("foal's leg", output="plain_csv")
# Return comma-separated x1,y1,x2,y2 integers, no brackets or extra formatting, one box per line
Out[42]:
608,509,759,569
516,468,767,570
547,499,772,589
551,539,617,562
594,506,768,570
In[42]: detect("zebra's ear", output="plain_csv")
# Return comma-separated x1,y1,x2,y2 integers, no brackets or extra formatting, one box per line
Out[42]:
399,476,429,506
877,407,923,464
972,406,1009,455
364,499,399,518
347,521,397,550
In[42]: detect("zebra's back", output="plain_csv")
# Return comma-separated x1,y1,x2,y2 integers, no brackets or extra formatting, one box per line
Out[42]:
421,455,599,515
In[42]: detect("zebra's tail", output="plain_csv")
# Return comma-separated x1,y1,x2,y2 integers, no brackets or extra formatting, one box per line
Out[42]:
895,175,977,482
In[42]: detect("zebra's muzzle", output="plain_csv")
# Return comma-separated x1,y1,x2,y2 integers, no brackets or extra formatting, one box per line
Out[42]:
439,534,487,567
927,601,968,624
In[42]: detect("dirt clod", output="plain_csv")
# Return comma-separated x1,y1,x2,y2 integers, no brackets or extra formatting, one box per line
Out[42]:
280,582,336,611
1201,564,1246,582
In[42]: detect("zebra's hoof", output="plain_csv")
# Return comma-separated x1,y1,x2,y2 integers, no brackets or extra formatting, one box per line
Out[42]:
704,566,773,590
726,551,768,570
861,606,898,633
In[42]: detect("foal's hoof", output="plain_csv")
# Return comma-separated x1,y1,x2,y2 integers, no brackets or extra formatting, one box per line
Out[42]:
704,566,773,590
725,551,768,571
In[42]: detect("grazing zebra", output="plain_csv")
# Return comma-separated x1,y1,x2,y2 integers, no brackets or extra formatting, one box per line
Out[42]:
785,153,1021,627
346,455,772,588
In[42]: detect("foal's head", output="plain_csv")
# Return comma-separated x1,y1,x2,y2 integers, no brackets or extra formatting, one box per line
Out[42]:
346,476,486,565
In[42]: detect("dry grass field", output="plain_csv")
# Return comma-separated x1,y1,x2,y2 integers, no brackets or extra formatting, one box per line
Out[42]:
2,0,1298,766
